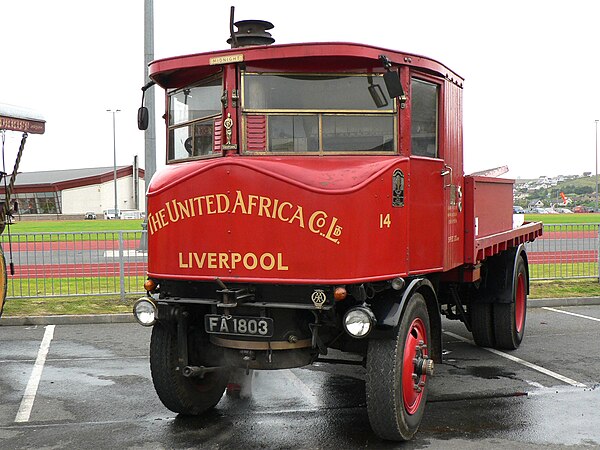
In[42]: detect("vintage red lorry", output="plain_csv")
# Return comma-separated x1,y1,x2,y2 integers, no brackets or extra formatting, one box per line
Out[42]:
134,19,542,441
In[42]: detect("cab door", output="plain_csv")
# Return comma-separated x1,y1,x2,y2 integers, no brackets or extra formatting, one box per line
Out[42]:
440,80,464,270
409,75,464,272
407,76,445,273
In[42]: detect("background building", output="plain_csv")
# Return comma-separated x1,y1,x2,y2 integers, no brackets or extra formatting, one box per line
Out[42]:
0,160,145,220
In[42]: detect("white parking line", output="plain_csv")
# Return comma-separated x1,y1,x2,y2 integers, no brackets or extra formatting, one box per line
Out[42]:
542,307,600,322
444,331,587,388
14,325,55,423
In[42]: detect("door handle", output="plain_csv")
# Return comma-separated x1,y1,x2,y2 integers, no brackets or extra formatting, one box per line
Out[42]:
441,165,452,187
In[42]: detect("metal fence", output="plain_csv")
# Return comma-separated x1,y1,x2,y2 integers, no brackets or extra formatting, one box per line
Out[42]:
525,223,599,280
0,224,598,299
1,231,147,300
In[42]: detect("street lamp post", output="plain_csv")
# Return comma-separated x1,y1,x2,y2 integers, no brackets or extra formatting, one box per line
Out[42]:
107,109,121,219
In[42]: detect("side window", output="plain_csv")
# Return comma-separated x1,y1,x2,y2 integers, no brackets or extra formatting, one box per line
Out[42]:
167,75,222,161
411,78,438,157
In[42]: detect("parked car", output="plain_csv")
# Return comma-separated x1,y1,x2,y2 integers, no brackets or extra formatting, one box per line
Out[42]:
120,210,144,219
84,212,97,220
103,209,122,220
513,206,525,214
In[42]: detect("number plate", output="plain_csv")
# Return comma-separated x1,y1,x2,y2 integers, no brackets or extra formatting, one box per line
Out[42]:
204,314,274,338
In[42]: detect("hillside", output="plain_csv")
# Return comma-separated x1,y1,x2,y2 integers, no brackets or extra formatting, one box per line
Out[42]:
514,174,598,211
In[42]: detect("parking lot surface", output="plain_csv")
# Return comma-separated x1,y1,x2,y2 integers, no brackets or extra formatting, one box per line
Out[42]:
1,305,600,449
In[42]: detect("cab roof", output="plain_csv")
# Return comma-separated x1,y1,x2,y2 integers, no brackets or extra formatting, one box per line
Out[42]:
149,42,463,90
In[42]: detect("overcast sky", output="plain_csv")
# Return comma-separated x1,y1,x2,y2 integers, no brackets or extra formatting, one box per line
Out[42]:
1,0,599,179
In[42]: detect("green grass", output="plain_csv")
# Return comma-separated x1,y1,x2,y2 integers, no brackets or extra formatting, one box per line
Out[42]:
525,213,600,224
1,220,145,242
7,276,146,298
529,263,598,279
2,276,145,317
8,219,144,233
3,295,137,316
530,279,600,299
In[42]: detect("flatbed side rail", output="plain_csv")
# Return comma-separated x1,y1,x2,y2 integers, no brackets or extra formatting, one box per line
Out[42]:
467,221,543,264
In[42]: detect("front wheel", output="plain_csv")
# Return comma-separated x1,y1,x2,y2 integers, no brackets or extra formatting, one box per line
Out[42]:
366,293,432,441
150,322,230,415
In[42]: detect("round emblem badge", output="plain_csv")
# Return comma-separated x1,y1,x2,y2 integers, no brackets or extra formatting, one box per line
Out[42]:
311,289,327,309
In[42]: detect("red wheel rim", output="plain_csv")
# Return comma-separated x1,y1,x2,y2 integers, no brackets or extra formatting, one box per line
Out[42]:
515,272,526,333
402,317,428,415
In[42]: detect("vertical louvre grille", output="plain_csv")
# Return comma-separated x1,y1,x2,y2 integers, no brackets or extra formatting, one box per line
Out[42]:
213,117,222,153
246,115,267,151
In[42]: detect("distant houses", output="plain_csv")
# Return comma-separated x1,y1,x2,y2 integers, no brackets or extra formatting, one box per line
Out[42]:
514,173,595,211
527,199,545,209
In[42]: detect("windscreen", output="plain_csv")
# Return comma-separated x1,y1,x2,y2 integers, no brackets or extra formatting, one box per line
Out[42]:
242,73,396,154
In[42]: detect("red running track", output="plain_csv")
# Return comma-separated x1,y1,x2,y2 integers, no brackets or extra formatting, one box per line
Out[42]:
527,251,597,264
539,230,597,239
9,262,147,279
4,240,141,251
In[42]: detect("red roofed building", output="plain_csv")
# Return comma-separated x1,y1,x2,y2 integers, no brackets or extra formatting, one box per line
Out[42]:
0,160,145,219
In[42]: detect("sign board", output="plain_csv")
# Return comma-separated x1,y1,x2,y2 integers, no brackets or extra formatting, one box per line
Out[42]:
0,103,45,134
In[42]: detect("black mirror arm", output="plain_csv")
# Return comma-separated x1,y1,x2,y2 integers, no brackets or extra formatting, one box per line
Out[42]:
142,80,156,92
140,80,156,107
379,54,393,70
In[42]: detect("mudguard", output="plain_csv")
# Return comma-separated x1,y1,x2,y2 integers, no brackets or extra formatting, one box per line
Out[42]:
479,244,529,304
371,278,442,363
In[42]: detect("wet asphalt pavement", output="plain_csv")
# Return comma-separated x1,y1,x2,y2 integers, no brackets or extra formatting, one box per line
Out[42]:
1,304,600,449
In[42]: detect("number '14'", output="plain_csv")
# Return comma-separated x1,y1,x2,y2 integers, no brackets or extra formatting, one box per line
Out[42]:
379,213,391,228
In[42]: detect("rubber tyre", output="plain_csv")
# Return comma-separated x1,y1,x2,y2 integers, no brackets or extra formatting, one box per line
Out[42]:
493,256,527,350
0,246,7,319
366,293,431,441
471,302,495,348
150,322,230,415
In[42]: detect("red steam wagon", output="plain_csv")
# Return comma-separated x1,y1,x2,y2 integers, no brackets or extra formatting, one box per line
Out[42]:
134,19,542,441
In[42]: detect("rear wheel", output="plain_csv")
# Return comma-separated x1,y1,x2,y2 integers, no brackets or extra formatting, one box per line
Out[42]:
366,293,432,441
493,256,527,349
0,246,7,318
470,302,494,348
150,322,230,415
